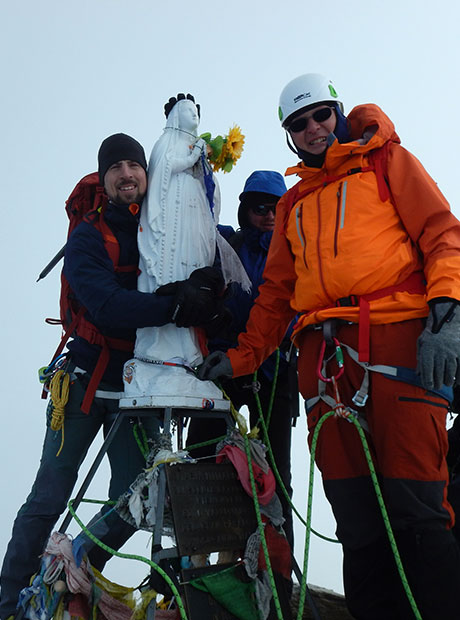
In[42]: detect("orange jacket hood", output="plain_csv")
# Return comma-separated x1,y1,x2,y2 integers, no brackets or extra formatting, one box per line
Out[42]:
286,104,401,179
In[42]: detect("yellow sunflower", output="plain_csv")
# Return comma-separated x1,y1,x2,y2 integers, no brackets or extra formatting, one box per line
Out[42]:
200,125,245,173
225,125,245,162
211,148,228,173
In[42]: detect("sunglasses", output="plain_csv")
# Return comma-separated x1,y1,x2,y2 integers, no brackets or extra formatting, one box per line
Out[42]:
288,107,334,133
250,204,276,216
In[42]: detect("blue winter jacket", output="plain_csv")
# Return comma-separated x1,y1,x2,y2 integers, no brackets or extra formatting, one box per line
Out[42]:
211,225,291,380
64,201,173,387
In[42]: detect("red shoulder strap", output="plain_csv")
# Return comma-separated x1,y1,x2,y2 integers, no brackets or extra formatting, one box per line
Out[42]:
86,202,137,273
280,181,302,234
368,141,392,203
96,208,120,267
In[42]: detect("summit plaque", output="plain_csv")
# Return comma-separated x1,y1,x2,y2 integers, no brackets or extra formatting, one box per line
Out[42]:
166,462,256,555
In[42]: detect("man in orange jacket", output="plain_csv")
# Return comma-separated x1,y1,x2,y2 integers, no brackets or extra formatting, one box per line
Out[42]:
198,73,460,619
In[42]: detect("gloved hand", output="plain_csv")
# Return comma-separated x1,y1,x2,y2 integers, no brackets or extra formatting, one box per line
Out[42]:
201,307,233,340
417,300,460,390
156,267,225,328
197,351,234,381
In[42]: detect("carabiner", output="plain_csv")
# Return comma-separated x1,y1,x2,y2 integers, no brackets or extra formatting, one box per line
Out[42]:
316,337,345,383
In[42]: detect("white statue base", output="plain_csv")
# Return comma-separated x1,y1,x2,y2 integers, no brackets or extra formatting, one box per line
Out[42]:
119,393,230,411
121,358,226,410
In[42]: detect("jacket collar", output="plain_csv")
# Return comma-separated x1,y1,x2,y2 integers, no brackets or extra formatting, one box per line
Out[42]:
285,104,400,181
105,200,140,232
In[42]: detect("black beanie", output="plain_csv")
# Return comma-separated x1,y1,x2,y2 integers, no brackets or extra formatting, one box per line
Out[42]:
98,133,147,184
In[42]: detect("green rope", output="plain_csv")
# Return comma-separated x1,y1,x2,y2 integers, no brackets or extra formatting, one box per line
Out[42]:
185,434,227,452
255,348,280,429
253,356,340,544
254,399,339,544
67,499,189,620
132,421,149,459
242,433,283,620
295,410,422,620
217,382,284,617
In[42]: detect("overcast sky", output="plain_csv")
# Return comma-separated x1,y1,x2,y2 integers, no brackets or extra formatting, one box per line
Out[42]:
1,0,459,597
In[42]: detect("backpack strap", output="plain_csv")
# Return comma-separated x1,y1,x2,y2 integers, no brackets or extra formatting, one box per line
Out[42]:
280,181,302,234
367,140,392,203
80,335,132,414
45,207,137,412
86,204,138,273
75,210,137,412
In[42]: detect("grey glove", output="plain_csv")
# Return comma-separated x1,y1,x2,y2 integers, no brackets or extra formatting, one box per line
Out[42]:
417,300,460,390
197,351,233,381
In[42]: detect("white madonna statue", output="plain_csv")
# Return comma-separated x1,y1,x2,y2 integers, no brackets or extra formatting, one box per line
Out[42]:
123,94,248,401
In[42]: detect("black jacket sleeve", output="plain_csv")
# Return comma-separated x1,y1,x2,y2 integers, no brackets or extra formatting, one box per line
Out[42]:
64,222,173,330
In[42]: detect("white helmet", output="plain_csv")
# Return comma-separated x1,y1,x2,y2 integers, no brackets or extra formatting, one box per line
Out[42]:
278,73,343,127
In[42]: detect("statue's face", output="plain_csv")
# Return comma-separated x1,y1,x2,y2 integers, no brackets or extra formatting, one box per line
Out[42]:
178,100,199,132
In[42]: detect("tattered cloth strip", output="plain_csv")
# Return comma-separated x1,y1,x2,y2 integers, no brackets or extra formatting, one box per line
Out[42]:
67,591,180,620
17,571,61,620
131,591,181,620
216,430,276,505
189,563,259,620
257,521,292,581
44,532,135,620
243,529,272,620
243,525,292,620
115,432,194,531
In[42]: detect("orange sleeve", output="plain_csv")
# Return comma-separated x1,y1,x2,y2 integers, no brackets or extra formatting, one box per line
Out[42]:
227,195,298,377
387,143,460,301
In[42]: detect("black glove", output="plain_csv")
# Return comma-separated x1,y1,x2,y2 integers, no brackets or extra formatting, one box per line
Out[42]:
201,307,233,339
197,351,234,381
156,267,225,328
417,299,460,390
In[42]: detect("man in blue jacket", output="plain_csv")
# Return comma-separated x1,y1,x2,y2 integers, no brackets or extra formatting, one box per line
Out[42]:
0,133,225,620
186,170,298,549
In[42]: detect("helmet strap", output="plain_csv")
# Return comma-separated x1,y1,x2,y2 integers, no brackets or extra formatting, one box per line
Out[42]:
285,131,328,168
285,131,300,157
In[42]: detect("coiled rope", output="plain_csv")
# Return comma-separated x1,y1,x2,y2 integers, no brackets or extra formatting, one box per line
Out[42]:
48,370,70,457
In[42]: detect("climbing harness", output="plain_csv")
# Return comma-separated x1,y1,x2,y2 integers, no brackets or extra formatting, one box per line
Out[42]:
316,336,344,383
38,354,68,388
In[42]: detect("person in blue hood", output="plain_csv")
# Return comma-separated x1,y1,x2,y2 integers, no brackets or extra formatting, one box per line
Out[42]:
186,170,299,550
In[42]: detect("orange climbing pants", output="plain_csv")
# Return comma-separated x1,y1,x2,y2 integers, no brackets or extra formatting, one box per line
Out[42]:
296,318,453,549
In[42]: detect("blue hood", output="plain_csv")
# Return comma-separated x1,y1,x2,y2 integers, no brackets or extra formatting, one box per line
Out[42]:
238,170,287,228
